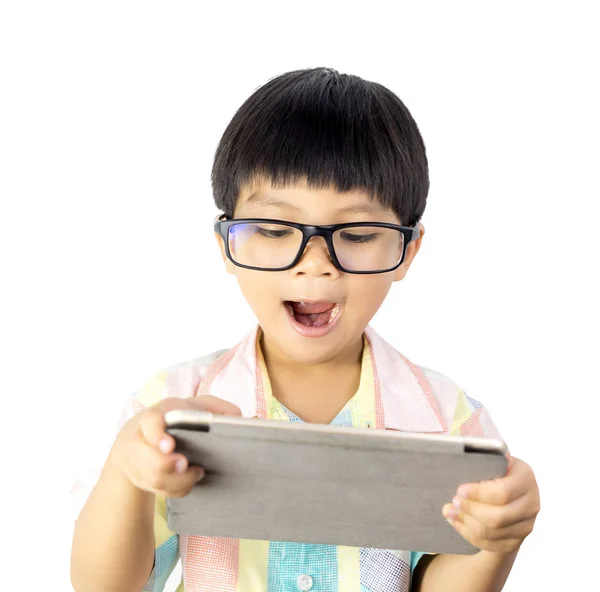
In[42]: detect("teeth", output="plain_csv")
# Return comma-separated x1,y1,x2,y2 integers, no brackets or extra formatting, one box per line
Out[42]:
285,303,294,317
329,304,340,323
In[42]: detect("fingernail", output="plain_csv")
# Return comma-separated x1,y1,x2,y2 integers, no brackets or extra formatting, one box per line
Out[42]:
175,458,187,473
452,496,462,509
442,504,457,519
159,437,171,453
457,485,470,498
195,469,205,483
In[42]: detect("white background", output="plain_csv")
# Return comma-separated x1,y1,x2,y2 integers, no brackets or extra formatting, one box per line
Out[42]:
2,1,598,590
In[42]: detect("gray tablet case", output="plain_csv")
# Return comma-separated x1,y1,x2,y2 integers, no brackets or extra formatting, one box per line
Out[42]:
165,410,507,555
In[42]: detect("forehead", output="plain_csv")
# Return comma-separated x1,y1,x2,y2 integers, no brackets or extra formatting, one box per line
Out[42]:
235,178,400,224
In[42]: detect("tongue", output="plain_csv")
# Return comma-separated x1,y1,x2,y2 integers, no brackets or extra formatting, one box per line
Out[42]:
288,301,336,327
290,302,335,315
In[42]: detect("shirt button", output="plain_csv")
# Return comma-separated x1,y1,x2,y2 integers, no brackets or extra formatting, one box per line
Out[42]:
297,574,313,591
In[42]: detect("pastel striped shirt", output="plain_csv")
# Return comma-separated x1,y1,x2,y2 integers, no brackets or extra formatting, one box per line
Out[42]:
73,325,502,592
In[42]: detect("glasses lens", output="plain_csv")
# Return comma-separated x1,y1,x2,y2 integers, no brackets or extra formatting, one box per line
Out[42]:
333,226,404,272
228,222,303,269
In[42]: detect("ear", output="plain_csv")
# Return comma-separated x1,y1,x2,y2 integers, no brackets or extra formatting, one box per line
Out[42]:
394,223,425,282
215,232,236,275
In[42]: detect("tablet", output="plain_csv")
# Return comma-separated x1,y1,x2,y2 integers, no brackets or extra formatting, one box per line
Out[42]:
164,409,508,554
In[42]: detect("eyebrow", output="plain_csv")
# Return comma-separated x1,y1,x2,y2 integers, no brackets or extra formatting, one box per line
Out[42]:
244,192,386,215
244,193,301,211
338,202,387,215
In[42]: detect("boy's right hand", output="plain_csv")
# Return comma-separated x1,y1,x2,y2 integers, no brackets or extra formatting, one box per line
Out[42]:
109,396,242,498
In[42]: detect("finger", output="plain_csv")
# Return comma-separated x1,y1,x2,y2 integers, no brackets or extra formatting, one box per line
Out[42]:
149,445,206,498
155,395,243,417
461,511,536,542
456,458,534,505
130,434,204,494
446,514,524,554
158,465,206,498
133,432,183,478
146,396,240,449
506,454,516,471
189,395,243,416
156,461,206,498
139,408,171,451
454,491,540,528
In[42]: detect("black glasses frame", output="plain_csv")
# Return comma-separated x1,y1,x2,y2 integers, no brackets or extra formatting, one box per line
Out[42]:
214,215,420,274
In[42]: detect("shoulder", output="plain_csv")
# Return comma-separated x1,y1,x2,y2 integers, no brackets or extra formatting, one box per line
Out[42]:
364,327,498,437
416,364,501,439
418,365,484,409
131,348,231,411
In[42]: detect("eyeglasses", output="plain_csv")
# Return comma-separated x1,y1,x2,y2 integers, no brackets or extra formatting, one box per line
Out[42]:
214,216,420,274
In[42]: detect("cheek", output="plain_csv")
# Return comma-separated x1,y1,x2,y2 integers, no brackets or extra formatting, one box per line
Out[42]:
349,276,393,317
234,270,280,314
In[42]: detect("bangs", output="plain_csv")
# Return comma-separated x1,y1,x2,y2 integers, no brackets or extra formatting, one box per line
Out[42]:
212,68,429,227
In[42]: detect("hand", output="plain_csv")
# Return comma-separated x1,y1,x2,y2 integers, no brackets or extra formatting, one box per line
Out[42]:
109,395,242,498
442,456,541,554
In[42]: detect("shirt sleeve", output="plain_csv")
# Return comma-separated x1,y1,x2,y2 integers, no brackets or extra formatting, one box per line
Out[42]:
70,370,181,592
409,389,505,582
129,373,183,591
143,495,180,591
450,389,504,441
410,551,427,573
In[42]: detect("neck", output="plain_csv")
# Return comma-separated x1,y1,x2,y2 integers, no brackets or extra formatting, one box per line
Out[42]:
260,332,364,423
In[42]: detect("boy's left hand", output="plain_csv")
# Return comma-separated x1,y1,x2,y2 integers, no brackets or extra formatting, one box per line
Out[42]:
442,456,540,554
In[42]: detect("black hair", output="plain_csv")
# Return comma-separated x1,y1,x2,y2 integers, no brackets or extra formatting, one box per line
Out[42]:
211,67,429,227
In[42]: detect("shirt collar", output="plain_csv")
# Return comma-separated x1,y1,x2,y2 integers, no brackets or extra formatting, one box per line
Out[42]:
364,326,446,432
200,325,446,433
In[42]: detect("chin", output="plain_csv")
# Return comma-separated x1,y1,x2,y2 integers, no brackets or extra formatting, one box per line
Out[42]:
264,322,364,366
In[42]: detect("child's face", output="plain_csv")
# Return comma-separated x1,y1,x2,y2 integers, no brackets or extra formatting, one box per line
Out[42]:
217,178,424,364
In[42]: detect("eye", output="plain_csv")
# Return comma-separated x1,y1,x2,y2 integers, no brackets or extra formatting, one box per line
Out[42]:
255,226,294,238
339,231,379,244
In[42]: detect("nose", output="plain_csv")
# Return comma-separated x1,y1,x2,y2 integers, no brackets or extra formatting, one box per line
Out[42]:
292,236,341,278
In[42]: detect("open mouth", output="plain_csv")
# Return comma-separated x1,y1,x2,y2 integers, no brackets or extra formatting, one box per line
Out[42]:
284,301,341,328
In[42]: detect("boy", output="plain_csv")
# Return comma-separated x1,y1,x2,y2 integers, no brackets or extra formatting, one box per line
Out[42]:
71,68,540,592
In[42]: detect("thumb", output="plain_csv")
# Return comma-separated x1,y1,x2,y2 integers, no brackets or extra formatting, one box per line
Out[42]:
189,395,243,416
155,395,242,417
506,454,516,473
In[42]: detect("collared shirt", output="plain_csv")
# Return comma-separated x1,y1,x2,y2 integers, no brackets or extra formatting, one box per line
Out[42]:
71,325,502,592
